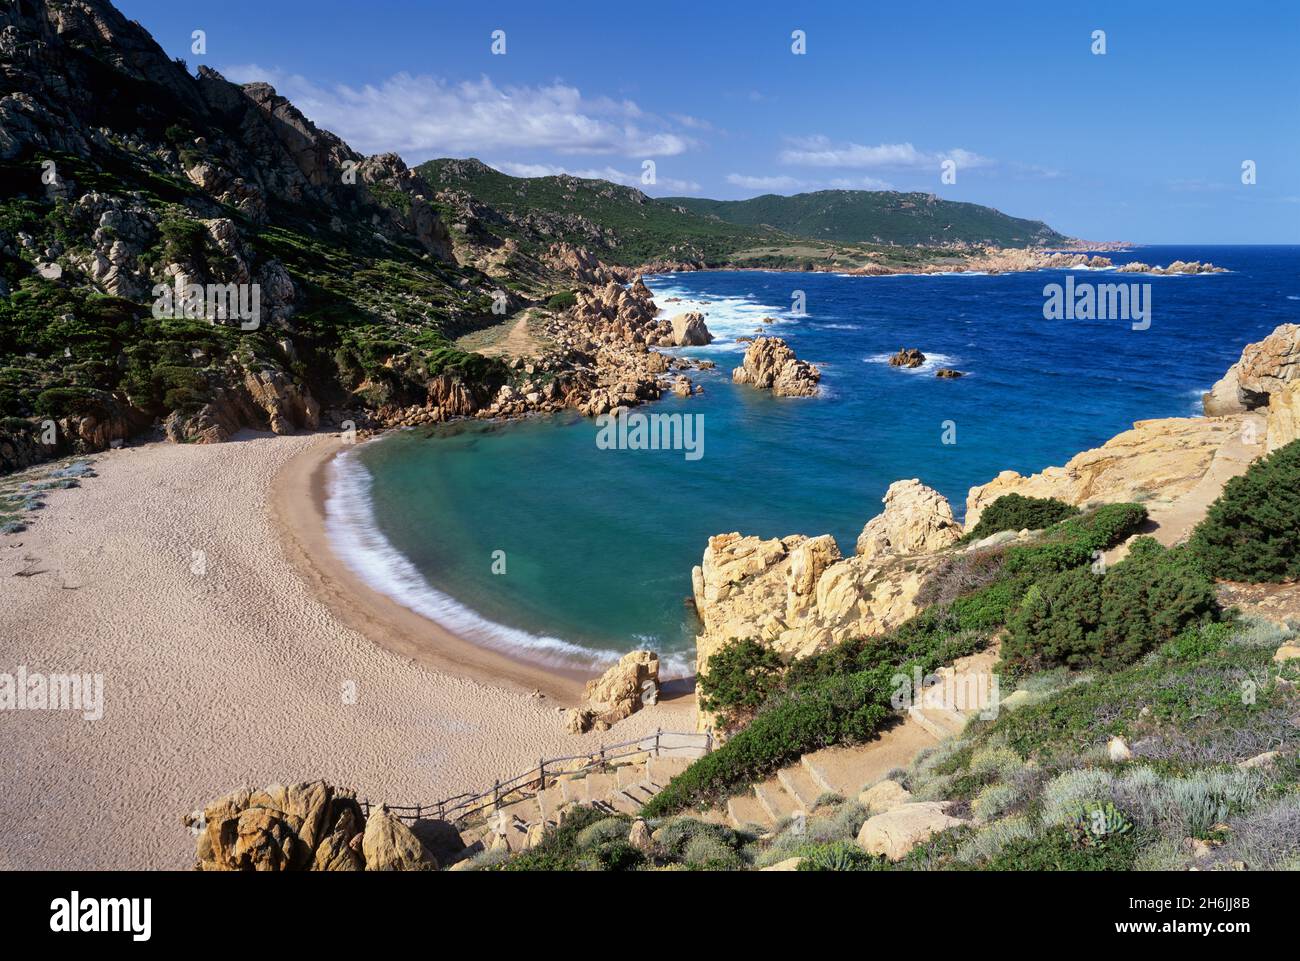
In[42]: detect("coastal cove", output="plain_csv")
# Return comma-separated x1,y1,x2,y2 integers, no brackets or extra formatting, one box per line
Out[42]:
320,246,1300,673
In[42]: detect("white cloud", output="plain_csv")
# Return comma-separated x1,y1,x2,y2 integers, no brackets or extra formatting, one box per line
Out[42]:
491,160,701,193
828,175,894,190
220,65,695,162
725,173,806,191
779,136,992,170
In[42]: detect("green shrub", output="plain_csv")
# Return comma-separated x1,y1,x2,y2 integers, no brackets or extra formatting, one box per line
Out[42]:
1189,439,1300,582
961,493,1080,543
697,638,786,730
980,826,1144,870
1003,538,1217,672
1067,800,1133,847
499,806,611,871
545,290,578,310
797,841,884,871
642,665,900,816
682,834,743,870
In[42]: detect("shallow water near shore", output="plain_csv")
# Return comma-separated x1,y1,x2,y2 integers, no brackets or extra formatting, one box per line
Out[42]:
331,246,1300,672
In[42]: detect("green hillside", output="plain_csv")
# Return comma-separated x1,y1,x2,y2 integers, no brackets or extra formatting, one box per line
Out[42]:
418,158,785,266
667,190,1069,247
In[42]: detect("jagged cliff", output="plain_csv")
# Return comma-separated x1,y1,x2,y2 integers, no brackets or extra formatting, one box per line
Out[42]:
0,0,704,473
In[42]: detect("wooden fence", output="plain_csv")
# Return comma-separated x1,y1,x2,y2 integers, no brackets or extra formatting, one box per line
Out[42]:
360,728,712,825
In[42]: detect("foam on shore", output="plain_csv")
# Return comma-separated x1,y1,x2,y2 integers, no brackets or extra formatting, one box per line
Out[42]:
324,446,691,677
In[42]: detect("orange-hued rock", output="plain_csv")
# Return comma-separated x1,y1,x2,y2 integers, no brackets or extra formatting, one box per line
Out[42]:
731,336,821,397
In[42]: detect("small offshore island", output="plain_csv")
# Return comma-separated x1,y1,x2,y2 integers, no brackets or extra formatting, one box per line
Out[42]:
0,0,1296,879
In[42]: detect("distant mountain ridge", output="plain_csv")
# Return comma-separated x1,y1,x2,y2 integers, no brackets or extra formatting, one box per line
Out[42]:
668,190,1069,248
421,159,1071,258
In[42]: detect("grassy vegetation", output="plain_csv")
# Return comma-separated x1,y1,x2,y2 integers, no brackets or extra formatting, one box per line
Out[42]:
668,190,1069,247
0,147,510,450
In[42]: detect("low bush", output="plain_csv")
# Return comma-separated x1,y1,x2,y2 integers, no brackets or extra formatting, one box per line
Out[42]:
980,825,1145,870
961,493,1080,544
545,290,578,310
642,665,902,816
1003,538,1218,672
697,638,786,731
1189,438,1300,582
797,841,884,871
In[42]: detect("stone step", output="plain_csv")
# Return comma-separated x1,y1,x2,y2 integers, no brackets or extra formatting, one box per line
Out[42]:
754,780,802,823
776,765,824,810
559,775,590,806
650,732,711,759
605,790,644,816
614,763,648,791
582,771,616,801
726,792,773,831
802,720,938,797
536,783,568,822
620,782,659,806
908,705,966,740
645,754,693,784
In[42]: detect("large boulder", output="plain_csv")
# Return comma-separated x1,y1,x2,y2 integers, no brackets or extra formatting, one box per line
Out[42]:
568,650,660,733
732,337,820,397
669,312,713,346
188,780,366,871
856,479,962,561
856,802,968,861
361,806,438,871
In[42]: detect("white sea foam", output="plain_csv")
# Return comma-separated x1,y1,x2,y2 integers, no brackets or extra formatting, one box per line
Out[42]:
643,275,792,352
324,446,692,676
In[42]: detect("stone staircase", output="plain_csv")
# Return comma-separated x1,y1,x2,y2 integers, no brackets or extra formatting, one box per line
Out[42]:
720,648,1000,832
459,733,711,854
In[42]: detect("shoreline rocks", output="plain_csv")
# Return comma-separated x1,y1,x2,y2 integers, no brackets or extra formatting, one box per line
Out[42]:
731,336,821,397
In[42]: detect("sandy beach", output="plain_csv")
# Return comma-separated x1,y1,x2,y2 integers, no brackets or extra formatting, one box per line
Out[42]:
0,431,694,870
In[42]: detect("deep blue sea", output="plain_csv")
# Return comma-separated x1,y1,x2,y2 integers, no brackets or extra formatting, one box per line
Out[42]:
326,246,1300,674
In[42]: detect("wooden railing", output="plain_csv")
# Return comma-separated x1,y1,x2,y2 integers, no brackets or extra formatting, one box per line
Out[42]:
361,728,712,825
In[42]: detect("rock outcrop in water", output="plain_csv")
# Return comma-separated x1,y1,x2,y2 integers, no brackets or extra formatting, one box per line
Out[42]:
888,348,926,368
1116,259,1226,275
731,337,820,397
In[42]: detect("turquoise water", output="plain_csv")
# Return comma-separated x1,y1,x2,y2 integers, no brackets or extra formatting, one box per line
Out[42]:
327,246,1300,673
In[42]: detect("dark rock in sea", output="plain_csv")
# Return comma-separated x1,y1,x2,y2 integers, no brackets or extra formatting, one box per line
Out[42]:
935,368,965,379
889,348,927,368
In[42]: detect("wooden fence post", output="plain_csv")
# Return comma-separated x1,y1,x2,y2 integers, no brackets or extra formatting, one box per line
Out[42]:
538,758,546,791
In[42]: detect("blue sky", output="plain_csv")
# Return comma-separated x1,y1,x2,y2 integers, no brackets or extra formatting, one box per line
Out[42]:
118,0,1299,243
